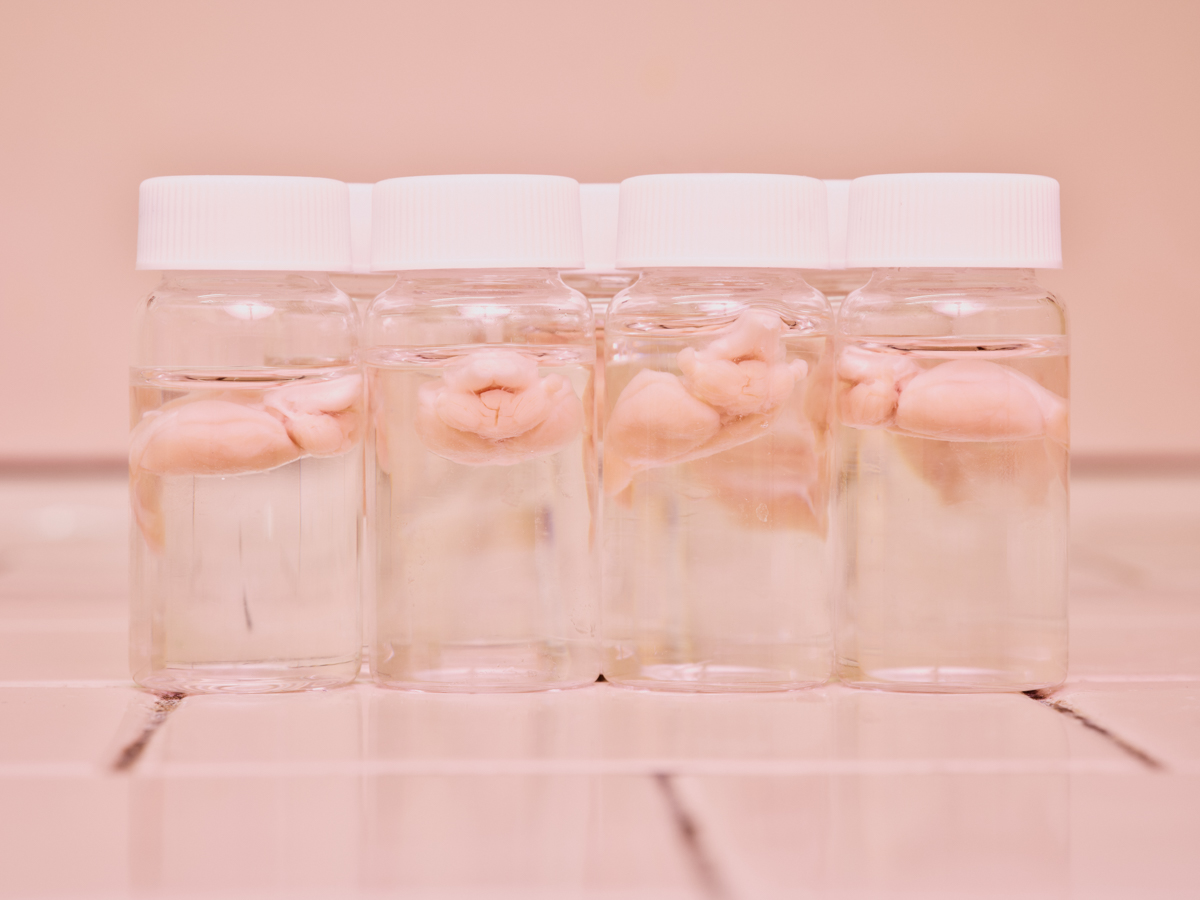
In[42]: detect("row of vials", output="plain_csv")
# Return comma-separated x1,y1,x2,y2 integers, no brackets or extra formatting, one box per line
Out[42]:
130,172,1067,695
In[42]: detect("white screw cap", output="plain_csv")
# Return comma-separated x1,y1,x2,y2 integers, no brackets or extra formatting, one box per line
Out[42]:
371,175,584,271
615,173,829,269
846,173,1062,268
347,183,374,274
579,183,620,272
825,179,852,270
137,176,352,271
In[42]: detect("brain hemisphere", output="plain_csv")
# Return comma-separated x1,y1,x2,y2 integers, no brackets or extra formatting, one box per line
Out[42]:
264,373,363,456
836,347,922,428
894,359,1066,442
603,309,808,495
435,352,552,441
131,400,300,476
605,369,722,468
679,309,806,417
416,349,583,465
128,374,364,553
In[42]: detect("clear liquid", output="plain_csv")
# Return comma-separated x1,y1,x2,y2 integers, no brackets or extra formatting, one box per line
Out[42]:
129,367,363,693
835,337,1069,691
369,345,599,691
602,322,833,691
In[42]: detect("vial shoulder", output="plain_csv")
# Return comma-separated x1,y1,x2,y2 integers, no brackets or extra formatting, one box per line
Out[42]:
132,274,357,368
839,279,1066,337
138,274,355,316
364,275,593,350
369,275,588,314
609,270,831,325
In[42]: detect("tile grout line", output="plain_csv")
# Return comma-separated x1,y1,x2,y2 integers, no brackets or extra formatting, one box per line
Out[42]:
12,757,1141,779
0,680,136,688
653,772,733,900
1024,689,1166,772
110,692,186,773
1068,675,1200,684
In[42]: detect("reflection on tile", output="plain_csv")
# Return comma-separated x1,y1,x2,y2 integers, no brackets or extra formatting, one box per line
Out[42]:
0,686,137,764
0,778,129,896
144,689,363,765
250,683,1134,774
679,774,1070,900
373,685,1071,768
121,773,700,899
127,775,360,896
674,775,831,899
1071,774,1200,900
0,629,129,683
597,686,833,762
367,685,836,766
586,776,702,900
366,685,1025,769
1055,682,1200,765
365,775,589,892
363,775,698,899
370,687,602,762
832,773,1070,900
831,686,1125,765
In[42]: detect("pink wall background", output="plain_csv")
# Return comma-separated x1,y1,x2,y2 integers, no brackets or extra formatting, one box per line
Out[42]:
1,0,1198,462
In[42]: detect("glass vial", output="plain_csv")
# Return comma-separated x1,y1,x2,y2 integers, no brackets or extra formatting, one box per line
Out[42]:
835,173,1068,692
800,180,871,310
131,176,363,693
367,175,598,691
602,173,834,691
330,182,396,316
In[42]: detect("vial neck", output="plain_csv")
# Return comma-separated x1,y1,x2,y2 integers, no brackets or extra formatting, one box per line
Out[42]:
159,271,336,294
634,267,812,293
866,268,1039,292
384,268,571,300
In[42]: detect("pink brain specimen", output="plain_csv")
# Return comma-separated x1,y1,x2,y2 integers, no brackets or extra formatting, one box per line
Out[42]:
604,309,806,495
894,359,1066,442
415,349,583,466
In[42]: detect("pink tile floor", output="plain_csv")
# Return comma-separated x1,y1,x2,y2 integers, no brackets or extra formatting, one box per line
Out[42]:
0,472,1197,899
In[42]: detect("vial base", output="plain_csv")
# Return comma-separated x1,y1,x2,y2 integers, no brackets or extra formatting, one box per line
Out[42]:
374,640,599,693
134,656,360,694
604,641,829,692
836,664,1065,694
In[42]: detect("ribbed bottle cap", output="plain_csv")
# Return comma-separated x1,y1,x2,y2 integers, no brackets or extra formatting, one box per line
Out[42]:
825,180,851,270
846,173,1062,268
615,173,828,269
372,175,584,271
579,183,620,272
137,176,352,271
348,183,373,274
